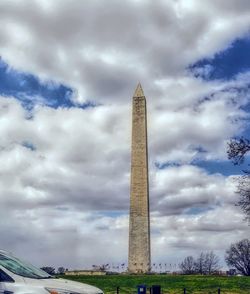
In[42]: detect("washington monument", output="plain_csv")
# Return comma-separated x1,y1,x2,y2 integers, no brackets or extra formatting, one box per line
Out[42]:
128,83,151,273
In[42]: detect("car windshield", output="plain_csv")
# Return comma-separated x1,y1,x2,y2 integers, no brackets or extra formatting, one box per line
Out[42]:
0,252,51,279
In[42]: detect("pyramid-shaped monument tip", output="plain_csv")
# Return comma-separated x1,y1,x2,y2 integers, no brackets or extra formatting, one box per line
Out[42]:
133,83,144,97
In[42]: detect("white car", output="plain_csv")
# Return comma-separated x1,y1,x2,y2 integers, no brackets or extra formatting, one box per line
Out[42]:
0,250,104,294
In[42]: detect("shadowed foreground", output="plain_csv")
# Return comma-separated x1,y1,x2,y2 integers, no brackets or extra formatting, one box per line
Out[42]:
62,274,250,294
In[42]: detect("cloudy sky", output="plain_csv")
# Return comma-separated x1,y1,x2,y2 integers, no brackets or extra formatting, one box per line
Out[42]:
0,0,250,271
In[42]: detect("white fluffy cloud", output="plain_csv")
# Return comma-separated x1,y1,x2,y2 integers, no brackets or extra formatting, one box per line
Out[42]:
0,0,249,269
0,96,248,268
0,0,250,102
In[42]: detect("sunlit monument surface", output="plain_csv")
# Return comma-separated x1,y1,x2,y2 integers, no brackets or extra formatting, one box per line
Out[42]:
128,83,151,273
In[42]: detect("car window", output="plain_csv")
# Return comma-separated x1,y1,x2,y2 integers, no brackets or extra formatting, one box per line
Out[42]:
0,269,14,283
0,254,51,279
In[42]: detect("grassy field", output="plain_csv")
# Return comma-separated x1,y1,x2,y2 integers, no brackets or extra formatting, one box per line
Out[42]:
62,274,250,294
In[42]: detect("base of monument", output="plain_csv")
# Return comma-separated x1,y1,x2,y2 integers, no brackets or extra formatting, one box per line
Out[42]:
127,269,151,274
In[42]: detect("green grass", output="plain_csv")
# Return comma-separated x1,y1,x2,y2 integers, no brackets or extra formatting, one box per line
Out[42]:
61,274,250,294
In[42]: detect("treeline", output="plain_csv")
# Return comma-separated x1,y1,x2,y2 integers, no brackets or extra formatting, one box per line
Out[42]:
179,239,250,276
180,251,219,275
40,239,250,277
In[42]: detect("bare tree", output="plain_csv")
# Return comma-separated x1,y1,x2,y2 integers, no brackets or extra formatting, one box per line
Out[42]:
204,251,220,274
236,175,250,222
179,256,196,274
227,137,250,222
225,239,250,276
195,252,206,274
92,264,109,272
227,138,250,165
40,267,55,275
180,252,220,275
57,267,65,274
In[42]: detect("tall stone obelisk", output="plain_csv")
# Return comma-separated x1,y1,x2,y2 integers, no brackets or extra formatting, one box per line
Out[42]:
128,83,151,273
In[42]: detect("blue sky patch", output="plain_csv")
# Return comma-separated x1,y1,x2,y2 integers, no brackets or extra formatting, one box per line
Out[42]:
99,211,126,218
155,161,182,169
0,58,96,110
189,35,250,80
155,158,249,176
22,141,36,151
192,159,247,176
184,206,214,215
